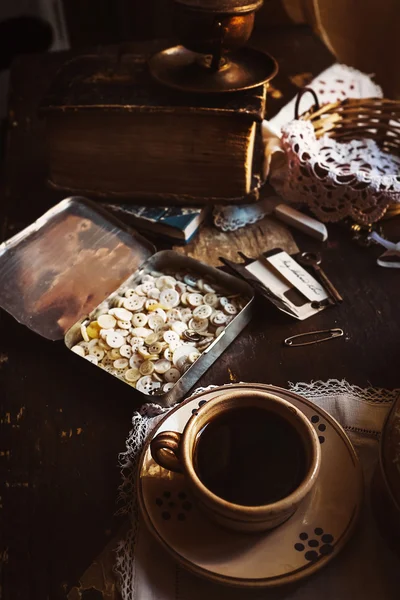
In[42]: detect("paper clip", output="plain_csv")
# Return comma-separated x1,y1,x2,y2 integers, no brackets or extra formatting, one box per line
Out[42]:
284,328,344,347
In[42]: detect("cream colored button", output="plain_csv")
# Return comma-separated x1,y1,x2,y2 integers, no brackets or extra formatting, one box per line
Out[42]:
156,275,176,290
131,327,152,338
172,344,193,367
110,307,133,321
136,376,156,394
181,292,189,306
145,299,158,310
189,317,208,332
85,355,98,365
163,330,180,345
98,314,117,329
138,346,154,360
141,280,154,294
163,382,175,393
164,368,181,383
153,308,167,322
171,321,187,336
132,313,148,327
97,339,110,351
105,332,124,348
189,351,201,363
193,304,212,319
110,348,121,359
148,288,161,300
135,284,146,296
124,368,141,383
160,289,180,308
120,344,133,359
123,296,145,311
163,348,173,361
188,293,203,307
117,319,131,330
130,336,145,347
91,346,105,361
114,328,130,337
210,311,228,326
124,288,137,298
166,308,182,323
148,342,163,355
203,293,218,307
71,345,86,357
88,338,100,350
129,353,143,369
80,323,90,342
224,303,238,315
140,360,155,376
203,283,215,293
100,328,114,340
145,332,160,346
114,358,129,370
154,358,172,374
148,314,165,330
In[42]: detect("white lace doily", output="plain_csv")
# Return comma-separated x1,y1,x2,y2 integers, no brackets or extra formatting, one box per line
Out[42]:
115,380,400,600
271,119,400,224
213,64,385,232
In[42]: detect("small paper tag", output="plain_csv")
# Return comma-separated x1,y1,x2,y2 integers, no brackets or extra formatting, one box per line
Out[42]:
266,252,327,303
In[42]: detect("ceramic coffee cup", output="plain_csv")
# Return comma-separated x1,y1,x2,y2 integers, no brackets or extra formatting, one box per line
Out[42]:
150,389,321,532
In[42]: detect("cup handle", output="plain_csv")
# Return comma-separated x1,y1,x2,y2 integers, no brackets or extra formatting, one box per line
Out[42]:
150,431,183,473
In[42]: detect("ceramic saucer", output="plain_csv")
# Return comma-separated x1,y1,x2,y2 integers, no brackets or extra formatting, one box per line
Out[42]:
138,383,363,588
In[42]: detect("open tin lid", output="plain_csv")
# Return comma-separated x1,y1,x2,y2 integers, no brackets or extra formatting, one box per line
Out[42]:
0,197,155,341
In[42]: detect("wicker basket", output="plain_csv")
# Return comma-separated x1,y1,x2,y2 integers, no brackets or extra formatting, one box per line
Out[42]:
288,89,400,224
296,89,400,156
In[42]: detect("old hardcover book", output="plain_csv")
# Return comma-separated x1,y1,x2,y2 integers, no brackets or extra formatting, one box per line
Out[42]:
40,50,266,204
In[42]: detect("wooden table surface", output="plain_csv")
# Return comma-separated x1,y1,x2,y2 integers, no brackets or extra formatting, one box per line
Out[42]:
1,26,400,600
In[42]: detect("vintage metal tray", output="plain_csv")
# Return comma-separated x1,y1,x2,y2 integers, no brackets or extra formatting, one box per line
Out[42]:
0,197,254,406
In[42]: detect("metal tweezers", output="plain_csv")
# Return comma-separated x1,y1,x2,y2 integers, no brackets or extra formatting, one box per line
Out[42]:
284,328,344,347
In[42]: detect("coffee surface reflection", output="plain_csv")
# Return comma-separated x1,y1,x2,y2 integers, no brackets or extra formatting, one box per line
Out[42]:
194,406,307,506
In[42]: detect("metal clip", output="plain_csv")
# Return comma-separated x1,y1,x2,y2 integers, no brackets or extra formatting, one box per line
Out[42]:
284,328,344,347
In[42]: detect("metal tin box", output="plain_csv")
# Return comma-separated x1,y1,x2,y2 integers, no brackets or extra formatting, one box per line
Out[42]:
0,197,254,406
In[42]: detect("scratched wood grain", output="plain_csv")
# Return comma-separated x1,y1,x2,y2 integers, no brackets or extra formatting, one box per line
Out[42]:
173,217,298,266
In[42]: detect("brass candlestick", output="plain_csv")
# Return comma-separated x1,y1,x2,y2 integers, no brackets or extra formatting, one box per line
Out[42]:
149,0,278,93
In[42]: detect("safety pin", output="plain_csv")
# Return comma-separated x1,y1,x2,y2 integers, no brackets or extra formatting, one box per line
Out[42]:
284,328,344,347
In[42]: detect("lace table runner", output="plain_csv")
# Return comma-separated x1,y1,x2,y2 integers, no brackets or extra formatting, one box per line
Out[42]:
116,380,400,600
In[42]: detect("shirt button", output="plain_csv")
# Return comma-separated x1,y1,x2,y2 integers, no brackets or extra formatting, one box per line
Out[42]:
113,358,129,370
71,345,86,357
193,305,212,319
120,344,133,359
105,332,124,348
164,368,181,383
159,289,180,309
98,314,117,329
124,368,141,383
132,313,148,327
153,358,172,374
140,360,155,376
188,293,203,308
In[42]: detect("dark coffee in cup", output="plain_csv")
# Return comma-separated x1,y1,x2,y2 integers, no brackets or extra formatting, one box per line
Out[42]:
193,406,307,506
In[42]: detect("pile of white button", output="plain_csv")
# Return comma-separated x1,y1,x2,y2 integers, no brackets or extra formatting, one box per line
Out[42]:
70,270,247,396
